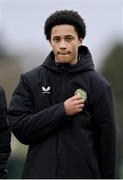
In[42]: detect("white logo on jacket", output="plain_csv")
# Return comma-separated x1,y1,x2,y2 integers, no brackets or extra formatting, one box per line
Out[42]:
42,86,50,94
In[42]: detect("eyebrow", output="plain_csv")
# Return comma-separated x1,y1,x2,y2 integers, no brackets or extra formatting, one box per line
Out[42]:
53,36,60,39
53,35,74,38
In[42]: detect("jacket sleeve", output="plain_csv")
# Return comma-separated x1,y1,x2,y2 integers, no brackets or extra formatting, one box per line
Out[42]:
91,84,116,179
8,75,69,146
0,87,11,179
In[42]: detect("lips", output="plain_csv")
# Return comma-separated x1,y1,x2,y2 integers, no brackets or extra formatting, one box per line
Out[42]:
58,52,70,55
60,53,68,55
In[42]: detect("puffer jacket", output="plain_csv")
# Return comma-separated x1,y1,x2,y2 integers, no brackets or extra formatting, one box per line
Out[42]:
0,87,11,178
8,46,116,178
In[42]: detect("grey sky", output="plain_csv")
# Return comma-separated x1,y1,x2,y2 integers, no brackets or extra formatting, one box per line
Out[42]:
0,0,123,69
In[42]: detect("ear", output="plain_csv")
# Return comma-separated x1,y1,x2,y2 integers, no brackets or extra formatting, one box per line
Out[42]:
78,38,83,46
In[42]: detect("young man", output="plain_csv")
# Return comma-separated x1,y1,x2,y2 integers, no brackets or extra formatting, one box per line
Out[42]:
8,10,116,178
0,87,11,178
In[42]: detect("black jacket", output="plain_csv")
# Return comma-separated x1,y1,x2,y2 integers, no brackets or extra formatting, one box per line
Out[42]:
0,87,11,178
8,46,116,178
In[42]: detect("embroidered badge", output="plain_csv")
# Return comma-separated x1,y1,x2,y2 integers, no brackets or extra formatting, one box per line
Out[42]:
74,88,87,102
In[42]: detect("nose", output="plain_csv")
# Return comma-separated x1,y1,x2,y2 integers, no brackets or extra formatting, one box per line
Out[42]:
59,40,67,49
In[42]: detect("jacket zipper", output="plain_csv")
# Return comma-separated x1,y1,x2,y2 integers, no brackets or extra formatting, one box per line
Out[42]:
56,74,65,178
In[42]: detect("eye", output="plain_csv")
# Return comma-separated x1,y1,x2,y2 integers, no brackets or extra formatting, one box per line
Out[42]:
66,37,73,41
53,38,60,42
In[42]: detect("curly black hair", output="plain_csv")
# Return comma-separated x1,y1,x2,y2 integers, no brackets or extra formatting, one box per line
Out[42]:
44,10,86,40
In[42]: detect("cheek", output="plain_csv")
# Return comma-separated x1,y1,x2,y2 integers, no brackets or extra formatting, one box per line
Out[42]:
71,45,78,54
52,45,57,53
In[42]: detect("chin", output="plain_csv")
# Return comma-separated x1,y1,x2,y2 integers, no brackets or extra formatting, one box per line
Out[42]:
59,59,70,63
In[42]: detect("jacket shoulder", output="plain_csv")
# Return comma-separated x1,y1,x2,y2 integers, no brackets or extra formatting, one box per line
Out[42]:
20,65,46,85
22,65,42,79
89,71,111,89
87,71,113,106
15,65,46,93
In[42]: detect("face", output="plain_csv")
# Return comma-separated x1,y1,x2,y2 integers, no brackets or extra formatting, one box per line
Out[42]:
50,25,82,64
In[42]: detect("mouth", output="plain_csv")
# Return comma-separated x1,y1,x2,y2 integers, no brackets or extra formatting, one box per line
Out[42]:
58,52,70,55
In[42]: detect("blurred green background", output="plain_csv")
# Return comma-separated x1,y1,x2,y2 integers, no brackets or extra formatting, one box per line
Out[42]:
0,0,123,178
